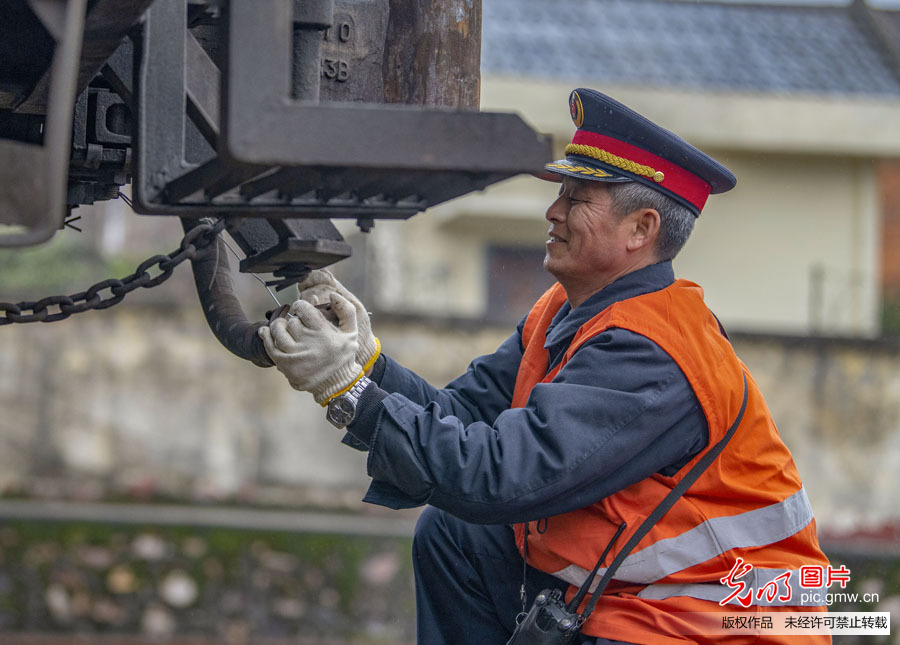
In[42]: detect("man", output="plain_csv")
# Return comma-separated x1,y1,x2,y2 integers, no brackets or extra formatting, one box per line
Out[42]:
260,89,831,644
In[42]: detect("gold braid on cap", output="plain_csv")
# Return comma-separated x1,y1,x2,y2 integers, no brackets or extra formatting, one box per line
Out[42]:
545,163,612,179
565,143,665,183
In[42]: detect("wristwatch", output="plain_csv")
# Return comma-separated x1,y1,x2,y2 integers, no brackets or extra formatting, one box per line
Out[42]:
325,376,372,429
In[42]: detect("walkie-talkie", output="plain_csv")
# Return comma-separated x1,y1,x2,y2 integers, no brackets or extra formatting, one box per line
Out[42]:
507,522,626,645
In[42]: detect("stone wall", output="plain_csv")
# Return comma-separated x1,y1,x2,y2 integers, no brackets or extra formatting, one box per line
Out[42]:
1,304,899,536
0,519,415,643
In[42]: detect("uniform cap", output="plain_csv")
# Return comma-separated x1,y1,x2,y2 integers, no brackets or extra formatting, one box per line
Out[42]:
541,89,736,215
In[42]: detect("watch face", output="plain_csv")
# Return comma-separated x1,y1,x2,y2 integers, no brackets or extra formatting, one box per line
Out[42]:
327,396,356,427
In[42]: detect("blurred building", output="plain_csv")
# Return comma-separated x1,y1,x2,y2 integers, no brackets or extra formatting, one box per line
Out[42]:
350,0,900,337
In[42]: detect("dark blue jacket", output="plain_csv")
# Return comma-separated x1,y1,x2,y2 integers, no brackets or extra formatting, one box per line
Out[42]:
346,262,708,525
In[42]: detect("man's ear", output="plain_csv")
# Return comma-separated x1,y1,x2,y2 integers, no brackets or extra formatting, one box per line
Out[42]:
626,208,660,253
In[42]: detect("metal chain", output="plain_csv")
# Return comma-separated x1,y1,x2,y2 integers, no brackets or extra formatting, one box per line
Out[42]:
0,218,226,325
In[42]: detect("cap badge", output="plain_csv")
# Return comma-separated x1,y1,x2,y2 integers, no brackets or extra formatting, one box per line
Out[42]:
569,91,584,128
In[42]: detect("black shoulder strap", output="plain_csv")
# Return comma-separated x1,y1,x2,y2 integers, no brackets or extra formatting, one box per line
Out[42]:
580,372,749,622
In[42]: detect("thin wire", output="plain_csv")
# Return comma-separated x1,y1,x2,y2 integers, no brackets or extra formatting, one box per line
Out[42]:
117,190,133,208
64,215,82,232
218,235,284,309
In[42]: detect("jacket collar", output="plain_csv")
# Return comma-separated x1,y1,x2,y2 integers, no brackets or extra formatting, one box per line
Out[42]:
544,261,675,367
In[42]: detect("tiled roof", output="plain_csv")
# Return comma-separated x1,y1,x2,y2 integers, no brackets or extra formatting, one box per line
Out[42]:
482,0,900,97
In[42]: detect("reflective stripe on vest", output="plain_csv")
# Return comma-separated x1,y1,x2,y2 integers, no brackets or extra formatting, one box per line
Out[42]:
550,487,814,600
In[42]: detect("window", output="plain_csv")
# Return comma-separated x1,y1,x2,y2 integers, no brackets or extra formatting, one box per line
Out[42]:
486,246,556,323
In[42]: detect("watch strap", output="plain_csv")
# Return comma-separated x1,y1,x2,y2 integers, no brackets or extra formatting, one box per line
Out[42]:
348,375,372,400
326,375,372,429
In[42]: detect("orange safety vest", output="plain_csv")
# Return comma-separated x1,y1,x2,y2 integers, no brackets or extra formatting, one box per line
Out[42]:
512,280,831,644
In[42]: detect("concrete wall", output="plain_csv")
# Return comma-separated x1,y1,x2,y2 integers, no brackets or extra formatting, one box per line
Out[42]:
1,304,899,536
676,151,880,335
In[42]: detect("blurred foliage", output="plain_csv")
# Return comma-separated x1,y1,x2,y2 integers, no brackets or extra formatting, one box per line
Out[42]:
828,552,900,613
882,293,900,336
0,233,136,296
0,519,415,643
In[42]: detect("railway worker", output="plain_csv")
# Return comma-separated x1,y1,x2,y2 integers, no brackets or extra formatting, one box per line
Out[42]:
260,88,831,645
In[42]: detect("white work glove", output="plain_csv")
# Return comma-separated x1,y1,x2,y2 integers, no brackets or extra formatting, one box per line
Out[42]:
296,270,380,373
258,293,362,405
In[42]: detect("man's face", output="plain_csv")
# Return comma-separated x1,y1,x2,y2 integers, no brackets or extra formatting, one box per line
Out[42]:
543,178,632,291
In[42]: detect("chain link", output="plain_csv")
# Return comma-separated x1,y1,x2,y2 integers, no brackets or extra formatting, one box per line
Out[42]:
0,219,226,325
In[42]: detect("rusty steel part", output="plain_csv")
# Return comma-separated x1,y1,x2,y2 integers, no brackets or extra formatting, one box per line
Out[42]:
0,218,226,325
383,0,482,109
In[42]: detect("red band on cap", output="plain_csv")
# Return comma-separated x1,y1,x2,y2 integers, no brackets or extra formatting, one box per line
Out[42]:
571,131,711,212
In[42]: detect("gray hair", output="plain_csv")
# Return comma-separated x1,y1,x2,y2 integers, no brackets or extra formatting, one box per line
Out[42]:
606,182,696,260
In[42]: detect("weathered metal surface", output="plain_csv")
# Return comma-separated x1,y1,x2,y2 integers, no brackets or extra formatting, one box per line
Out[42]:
185,29,220,144
0,0,87,246
226,103,550,172
99,38,134,108
1,0,498,249
14,0,156,114
319,0,389,103
132,0,549,220
27,0,67,40
238,218,352,275
383,0,482,108
67,85,131,206
0,0,55,110
133,0,191,208
291,0,331,101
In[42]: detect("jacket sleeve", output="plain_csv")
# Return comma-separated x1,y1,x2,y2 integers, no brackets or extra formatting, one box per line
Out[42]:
372,325,526,427
351,328,708,523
